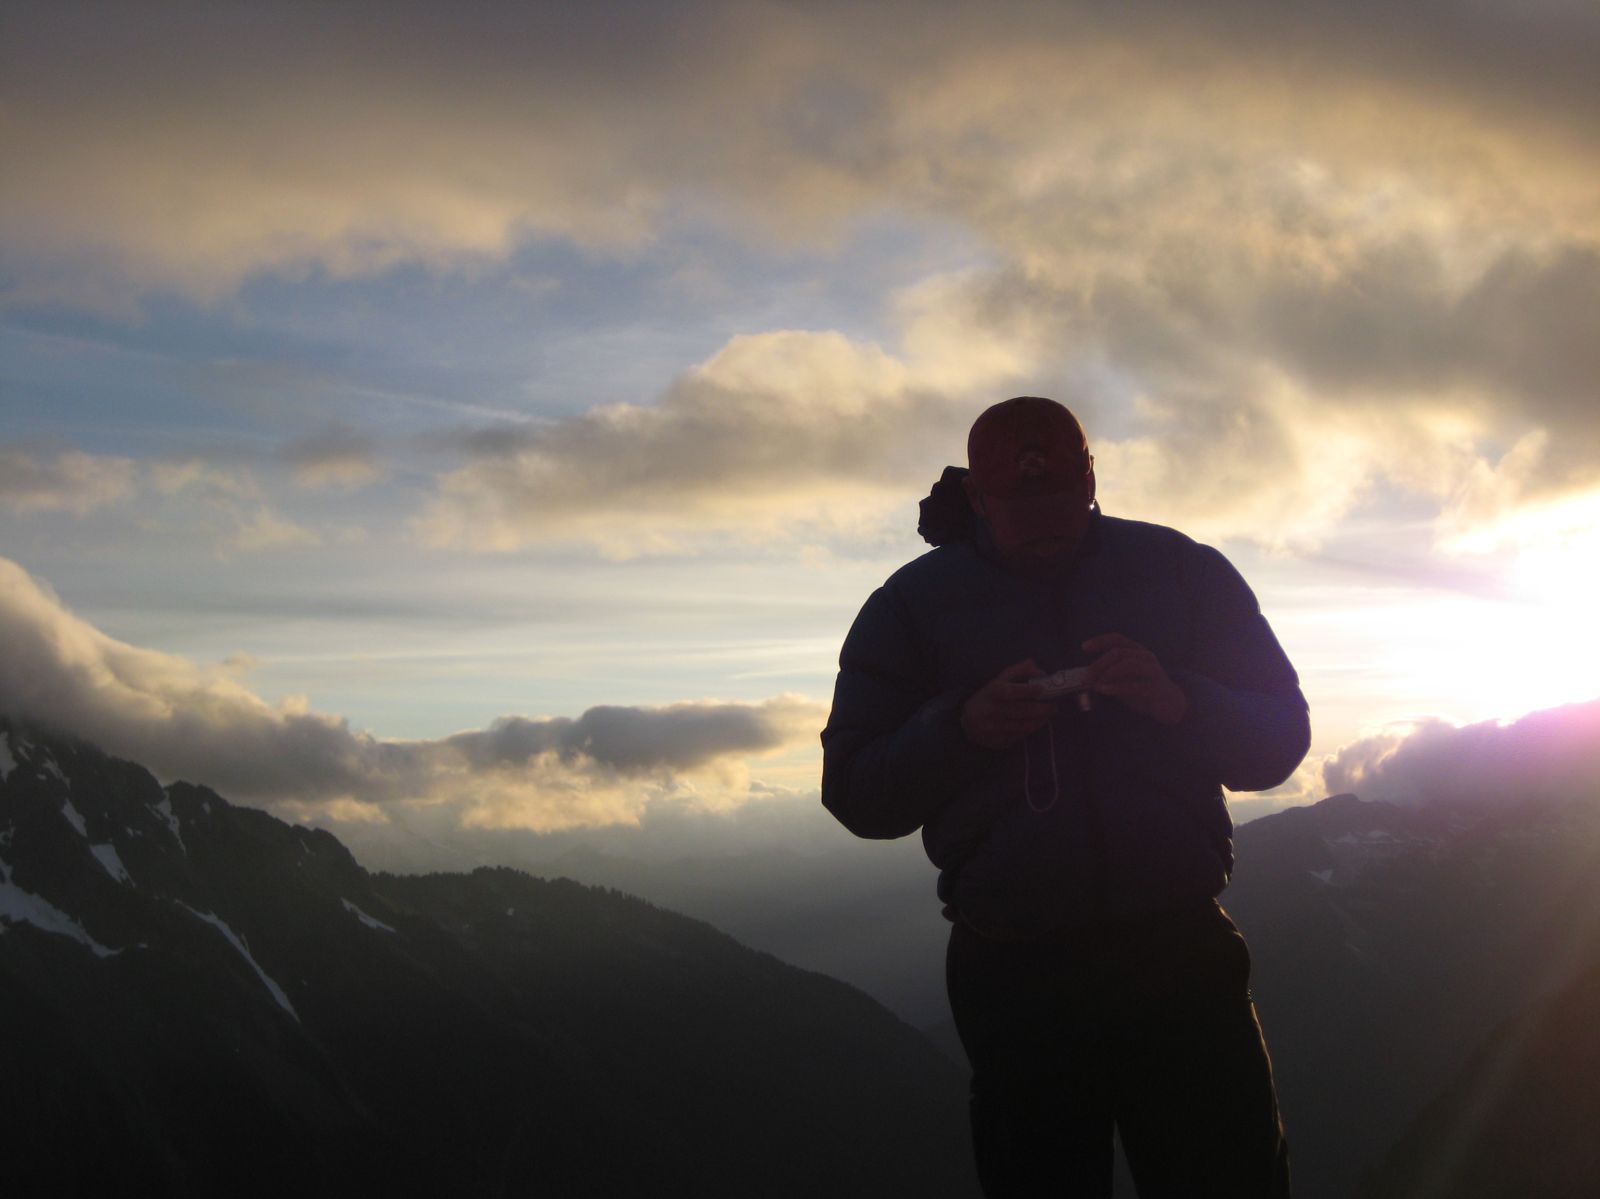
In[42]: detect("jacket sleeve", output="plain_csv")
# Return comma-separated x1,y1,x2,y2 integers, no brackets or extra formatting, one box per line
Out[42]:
820,581,986,839
1163,543,1311,792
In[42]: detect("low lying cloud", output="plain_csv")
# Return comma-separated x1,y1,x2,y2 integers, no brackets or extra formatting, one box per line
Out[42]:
447,702,818,775
0,555,825,830
1323,699,1600,808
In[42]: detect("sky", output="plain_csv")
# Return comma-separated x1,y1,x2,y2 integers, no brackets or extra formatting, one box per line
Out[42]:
3,0,1599,869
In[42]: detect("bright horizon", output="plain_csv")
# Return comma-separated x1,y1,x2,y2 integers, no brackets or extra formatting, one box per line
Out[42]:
4,1,1599,854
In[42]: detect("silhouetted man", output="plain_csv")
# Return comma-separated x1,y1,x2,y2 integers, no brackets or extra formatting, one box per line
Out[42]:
821,397,1306,1197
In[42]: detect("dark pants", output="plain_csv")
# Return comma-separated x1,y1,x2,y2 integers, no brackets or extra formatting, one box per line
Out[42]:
946,902,1291,1198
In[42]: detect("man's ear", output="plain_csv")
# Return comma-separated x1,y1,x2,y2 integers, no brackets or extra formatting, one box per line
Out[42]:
1086,465,1097,509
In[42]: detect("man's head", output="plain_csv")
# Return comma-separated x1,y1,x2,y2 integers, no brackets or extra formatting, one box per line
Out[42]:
963,396,1096,561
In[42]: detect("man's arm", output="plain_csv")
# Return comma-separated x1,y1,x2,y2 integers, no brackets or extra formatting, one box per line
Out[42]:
1161,543,1311,792
820,583,988,839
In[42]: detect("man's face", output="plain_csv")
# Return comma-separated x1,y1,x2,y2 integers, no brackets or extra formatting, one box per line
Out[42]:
965,456,1096,560
962,399,1096,562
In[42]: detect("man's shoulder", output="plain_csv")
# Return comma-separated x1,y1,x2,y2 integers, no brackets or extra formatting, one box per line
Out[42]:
859,543,991,623
883,541,984,590
1097,513,1208,560
1098,513,1258,608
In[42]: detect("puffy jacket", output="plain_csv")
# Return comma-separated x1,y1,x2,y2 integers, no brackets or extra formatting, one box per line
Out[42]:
820,489,1309,937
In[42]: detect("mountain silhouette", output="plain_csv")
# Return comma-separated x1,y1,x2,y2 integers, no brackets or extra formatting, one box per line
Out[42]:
1359,921,1600,1198
1224,789,1600,1199
448,781,1600,1199
9,709,1598,1198
0,718,978,1198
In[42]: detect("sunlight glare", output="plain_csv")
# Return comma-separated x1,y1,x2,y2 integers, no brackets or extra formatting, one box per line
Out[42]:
1439,490,1600,720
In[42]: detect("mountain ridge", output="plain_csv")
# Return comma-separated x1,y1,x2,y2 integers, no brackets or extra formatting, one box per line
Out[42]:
10,711,1600,1197
1224,780,1600,1199
0,717,978,1198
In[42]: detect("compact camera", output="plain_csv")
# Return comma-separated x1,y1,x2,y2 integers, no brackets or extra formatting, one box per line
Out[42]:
1032,666,1095,710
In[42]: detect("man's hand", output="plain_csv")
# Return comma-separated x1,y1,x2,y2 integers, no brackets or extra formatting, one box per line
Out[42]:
1082,633,1190,725
960,658,1056,748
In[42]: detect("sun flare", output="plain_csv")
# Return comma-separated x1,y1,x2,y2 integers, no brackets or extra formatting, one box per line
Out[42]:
1436,491,1600,721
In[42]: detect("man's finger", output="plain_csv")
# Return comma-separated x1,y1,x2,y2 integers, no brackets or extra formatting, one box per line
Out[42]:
994,658,1044,683
1091,654,1158,687
1082,632,1143,655
1086,647,1146,683
993,681,1053,703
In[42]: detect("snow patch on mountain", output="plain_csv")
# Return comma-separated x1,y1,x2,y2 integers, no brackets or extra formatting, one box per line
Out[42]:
341,898,395,933
90,842,133,885
42,758,68,787
154,792,185,852
1335,830,1397,844
176,901,299,1021
0,858,120,957
60,797,88,837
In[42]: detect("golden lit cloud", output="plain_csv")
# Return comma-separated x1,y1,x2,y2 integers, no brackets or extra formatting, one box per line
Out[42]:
0,554,827,831
414,320,1033,555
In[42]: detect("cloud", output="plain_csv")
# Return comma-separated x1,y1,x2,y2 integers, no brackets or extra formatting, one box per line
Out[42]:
0,554,825,831
6,1,1599,555
148,459,261,501
1322,699,1600,807
279,426,384,491
414,321,1027,555
7,2,1596,298
411,240,1600,556
222,508,324,556
0,450,357,557
346,0,1593,554
446,700,822,776
800,230,1600,553
143,459,330,558
0,448,137,515
285,775,865,884
3,1,785,302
